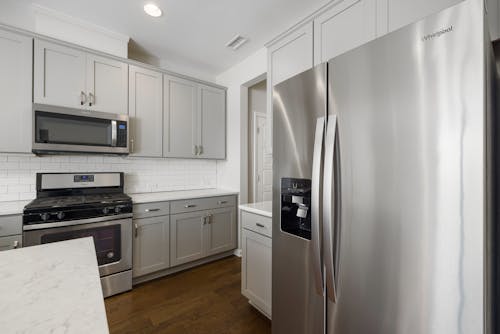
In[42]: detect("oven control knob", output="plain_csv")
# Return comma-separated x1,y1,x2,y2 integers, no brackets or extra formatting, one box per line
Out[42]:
114,206,122,214
102,207,110,214
40,213,50,221
56,212,65,220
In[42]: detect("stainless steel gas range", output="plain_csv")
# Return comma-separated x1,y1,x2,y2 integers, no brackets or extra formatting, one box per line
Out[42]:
22,172,133,298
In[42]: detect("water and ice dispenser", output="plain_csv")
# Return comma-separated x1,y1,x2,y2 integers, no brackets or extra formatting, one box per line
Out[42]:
280,178,312,240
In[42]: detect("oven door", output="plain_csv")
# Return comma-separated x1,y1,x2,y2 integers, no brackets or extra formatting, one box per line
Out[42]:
23,218,132,277
32,104,129,155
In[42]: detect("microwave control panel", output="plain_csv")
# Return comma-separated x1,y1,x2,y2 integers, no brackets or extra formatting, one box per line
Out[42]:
116,121,128,147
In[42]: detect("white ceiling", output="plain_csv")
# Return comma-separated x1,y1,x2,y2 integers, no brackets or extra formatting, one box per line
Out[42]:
13,0,330,77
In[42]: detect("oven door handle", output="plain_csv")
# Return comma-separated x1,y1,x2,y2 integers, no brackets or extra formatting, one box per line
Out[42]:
22,213,133,231
111,120,117,147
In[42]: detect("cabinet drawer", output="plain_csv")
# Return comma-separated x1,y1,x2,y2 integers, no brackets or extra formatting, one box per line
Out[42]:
242,211,272,238
170,195,236,214
0,215,22,237
133,202,170,219
0,235,22,251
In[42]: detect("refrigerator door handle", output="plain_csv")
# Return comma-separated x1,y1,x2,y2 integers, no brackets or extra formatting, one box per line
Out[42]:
311,116,325,296
323,114,338,303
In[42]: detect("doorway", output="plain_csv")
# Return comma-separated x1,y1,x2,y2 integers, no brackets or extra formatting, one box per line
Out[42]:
248,80,272,203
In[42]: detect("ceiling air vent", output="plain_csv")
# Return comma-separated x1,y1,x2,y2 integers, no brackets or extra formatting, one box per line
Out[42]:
225,35,248,51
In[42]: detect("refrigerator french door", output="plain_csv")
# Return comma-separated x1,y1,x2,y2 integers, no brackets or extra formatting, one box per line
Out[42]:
272,0,496,333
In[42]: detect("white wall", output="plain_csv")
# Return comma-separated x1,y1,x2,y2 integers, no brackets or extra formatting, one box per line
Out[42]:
215,47,267,205
0,154,217,202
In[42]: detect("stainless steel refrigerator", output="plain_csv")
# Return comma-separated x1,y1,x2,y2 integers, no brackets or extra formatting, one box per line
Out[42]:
272,0,497,333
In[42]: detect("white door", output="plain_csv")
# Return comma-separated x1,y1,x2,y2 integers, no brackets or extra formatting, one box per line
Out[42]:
314,0,377,65
253,113,267,202
86,54,128,114
163,75,198,158
0,30,32,153
129,65,163,157
199,84,226,159
34,40,86,108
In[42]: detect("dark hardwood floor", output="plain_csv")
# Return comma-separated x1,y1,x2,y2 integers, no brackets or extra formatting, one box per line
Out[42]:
105,256,271,334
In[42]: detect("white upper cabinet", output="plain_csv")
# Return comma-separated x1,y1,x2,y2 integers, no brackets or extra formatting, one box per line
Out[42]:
268,22,314,86
314,0,377,65
199,84,226,159
129,65,163,157
0,29,32,153
164,75,227,159
34,40,86,109
86,54,128,115
386,0,462,32
34,39,128,114
163,75,198,158
266,22,314,153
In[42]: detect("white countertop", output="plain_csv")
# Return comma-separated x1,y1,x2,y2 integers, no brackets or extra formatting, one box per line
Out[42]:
130,188,239,204
0,200,30,216
0,238,109,334
239,201,273,218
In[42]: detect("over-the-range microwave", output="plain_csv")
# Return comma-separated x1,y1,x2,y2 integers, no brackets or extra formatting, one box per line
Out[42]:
32,104,129,155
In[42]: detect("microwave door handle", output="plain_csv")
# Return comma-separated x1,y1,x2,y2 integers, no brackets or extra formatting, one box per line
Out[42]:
111,120,117,147
311,116,325,296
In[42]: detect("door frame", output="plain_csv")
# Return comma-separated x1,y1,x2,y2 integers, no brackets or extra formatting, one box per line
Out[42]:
253,112,267,203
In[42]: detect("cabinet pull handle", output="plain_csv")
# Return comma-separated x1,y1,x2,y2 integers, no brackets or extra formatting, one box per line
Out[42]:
202,216,207,225
256,223,265,228
199,145,203,155
80,91,87,105
130,139,135,153
217,200,228,205
193,145,198,155
208,214,213,224
185,204,196,208
89,92,94,107
13,240,19,249
135,223,138,238
145,208,160,212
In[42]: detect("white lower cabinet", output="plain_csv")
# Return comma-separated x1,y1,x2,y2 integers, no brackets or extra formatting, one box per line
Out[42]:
0,235,22,252
170,205,237,267
170,211,206,266
242,228,272,318
206,207,237,256
133,215,170,278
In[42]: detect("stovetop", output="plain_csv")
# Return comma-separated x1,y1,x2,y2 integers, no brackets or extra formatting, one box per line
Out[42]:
23,193,133,226
25,193,131,210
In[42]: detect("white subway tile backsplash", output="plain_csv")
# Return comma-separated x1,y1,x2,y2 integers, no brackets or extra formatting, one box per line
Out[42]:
0,154,217,202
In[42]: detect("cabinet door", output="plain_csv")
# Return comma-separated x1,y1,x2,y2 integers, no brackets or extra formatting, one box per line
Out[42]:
0,30,32,153
34,40,86,108
0,235,22,252
133,216,170,277
242,228,272,317
199,84,226,159
314,0,377,65
129,65,163,157
206,207,236,256
387,0,461,32
163,75,198,158
86,54,128,114
170,211,206,266
267,22,313,153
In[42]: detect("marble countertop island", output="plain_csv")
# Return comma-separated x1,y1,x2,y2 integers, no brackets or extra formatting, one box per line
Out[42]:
239,201,273,218
0,238,109,334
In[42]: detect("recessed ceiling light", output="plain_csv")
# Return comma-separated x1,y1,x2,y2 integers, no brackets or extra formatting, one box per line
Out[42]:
144,4,162,17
